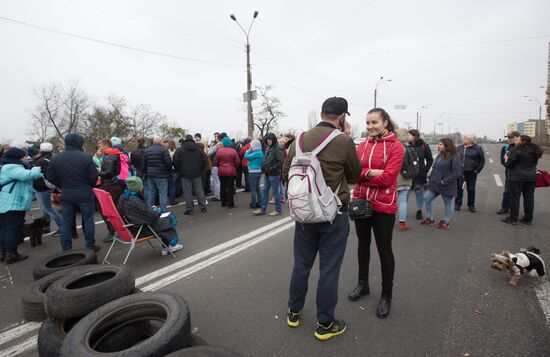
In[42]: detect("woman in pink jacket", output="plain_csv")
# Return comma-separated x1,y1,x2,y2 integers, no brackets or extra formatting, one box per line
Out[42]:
348,108,404,319
214,137,241,208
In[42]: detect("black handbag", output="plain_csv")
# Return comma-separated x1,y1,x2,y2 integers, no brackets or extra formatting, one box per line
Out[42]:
348,199,373,220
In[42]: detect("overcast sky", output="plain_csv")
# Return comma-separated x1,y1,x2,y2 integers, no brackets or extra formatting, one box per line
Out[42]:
1,0,549,144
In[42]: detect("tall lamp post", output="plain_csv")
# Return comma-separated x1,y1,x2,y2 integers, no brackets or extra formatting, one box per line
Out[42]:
416,104,430,131
230,11,259,138
524,95,542,143
374,76,391,108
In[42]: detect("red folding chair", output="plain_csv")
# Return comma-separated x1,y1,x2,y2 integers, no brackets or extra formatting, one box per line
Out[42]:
93,188,176,264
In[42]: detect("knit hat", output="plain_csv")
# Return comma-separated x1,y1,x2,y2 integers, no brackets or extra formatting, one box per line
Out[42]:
395,128,409,144
27,146,39,157
222,137,233,147
4,147,27,160
111,137,122,146
125,176,143,192
250,139,262,152
40,142,53,152
64,133,84,149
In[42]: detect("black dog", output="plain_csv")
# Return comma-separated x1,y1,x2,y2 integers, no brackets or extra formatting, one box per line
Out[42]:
20,218,48,247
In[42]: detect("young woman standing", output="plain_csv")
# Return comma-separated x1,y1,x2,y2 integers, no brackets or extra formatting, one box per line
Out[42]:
349,108,404,319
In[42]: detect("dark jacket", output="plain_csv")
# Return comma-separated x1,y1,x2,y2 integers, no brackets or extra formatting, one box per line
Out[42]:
263,133,284,177
411,138,433,187
130,145,146,178
33,152,53,192
173,139,207,178
505,143,539,182
46,133,98,204
500,143,514,178
143,143,172,179
427,154,462,197
457,143,485,173
99,149,122,186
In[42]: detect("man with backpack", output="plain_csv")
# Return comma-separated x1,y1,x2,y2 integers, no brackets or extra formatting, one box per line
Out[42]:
283,97,361,341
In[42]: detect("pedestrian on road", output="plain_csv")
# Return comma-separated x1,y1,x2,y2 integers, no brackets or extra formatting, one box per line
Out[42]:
143,136,172,212
166,140,181,206
421,138,462,229
284,97,361,340
130,138,147,178
208,132,223,201
408,129,433,220
244,139,264,208
173,135,208,215
502,135,543,225
47,133,99,251
33,142,63,235
214,137,240,208
0,147,43,264
455,135,485,212
497,131,519,215
349,108,403,319
395,128,413,231
239,138,252,193
254,132,284,216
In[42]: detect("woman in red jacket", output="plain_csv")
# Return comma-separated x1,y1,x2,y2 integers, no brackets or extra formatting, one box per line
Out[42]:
348,108,404,319
214,137,241,208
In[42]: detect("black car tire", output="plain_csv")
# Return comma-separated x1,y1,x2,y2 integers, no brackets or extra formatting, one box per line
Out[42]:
37,317,82,357
60,292,191,357
33,250,97,281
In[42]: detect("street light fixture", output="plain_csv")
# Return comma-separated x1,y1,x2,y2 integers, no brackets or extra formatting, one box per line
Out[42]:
416,104,431,131
374,76,391,108
524,95,542,143
230,11,259,138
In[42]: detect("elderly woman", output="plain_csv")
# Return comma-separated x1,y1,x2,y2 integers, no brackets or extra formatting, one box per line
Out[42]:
0,148,43,264
455,135,485,212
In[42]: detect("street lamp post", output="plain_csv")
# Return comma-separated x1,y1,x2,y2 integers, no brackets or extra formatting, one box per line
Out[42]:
374,76,391,108
524,95,542,143
416,104,430,131
230,11,259,138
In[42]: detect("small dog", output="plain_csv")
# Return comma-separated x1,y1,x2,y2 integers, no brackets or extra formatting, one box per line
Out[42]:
491,247,545,286
20,217,48,247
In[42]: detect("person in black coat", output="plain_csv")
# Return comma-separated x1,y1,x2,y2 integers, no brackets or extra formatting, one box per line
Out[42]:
143,136,172,212
130,138,147,178
455,136,485,212
497,131,519,214
47,133,99,251
408,130,433,220
502,135,543,225
173,135,208,215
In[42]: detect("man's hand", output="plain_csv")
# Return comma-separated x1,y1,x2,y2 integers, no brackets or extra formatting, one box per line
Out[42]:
343,119,352,136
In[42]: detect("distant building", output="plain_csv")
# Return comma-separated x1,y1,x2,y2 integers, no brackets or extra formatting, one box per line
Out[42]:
506,122,518,134
507,119,545,141
546,41,550,140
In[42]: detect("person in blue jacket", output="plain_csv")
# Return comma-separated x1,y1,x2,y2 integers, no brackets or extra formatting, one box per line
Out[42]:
0,147,43,264
244,139,265,208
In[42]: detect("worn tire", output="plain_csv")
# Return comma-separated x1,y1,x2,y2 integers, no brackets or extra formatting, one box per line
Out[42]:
37,317,82,357
164,346,242,357
187,333,209,347
21,266,95,322
60,292,191,357
45,265,134,319
33,250,97,281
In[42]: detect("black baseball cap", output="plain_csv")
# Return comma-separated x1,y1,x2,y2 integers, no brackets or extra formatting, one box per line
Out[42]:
505,131,520,138
322,97,350,116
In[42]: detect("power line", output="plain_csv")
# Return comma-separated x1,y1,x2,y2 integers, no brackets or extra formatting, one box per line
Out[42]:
0,16,241,68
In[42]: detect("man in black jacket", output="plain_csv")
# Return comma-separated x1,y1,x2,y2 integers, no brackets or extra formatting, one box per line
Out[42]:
47,133,99,251
455,136,485,212
143,136,172,212
33,142,62,235
173,135,208,215
130,138,147,178
497,131,519,214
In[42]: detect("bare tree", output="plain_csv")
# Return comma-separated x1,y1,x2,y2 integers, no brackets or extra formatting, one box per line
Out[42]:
61,80,90,134
32,82,64,139
254,85,285,137
27,111,53,142
128,104,164,141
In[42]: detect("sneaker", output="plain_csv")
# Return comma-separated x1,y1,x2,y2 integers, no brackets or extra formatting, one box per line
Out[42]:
287,309,300,328
314,319,347,341
502,217,518,225
420,218,434,225
268,211,281,216
162,243,183,256
398,221,411,231
253,209,265,216
435,220,450,229
415,210,423,220
496,208,509,215
519,218,532,226
269,198,275,204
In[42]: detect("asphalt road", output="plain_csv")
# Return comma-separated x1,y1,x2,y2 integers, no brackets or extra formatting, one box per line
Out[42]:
1,143,549,356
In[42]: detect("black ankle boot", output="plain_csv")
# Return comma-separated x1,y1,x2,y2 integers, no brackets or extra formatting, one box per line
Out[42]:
0,249,5,263
348,280,370,301
4,251,28,265
376,295,392,319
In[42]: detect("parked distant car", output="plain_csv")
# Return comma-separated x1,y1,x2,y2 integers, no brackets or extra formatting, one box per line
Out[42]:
353,137,365,147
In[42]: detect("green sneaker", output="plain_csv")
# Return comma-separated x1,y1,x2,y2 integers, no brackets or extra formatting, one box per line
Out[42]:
287,309,300,328
314,319,346,341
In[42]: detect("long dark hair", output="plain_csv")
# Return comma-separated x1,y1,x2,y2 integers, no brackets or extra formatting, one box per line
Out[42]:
512,135,543,159
439,138,458,159
367,108,396,132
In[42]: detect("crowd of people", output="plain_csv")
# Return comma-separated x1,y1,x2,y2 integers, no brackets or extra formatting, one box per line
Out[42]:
0,97,544,341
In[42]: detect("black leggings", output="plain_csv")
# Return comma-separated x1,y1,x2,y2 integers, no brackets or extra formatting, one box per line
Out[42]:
354,212,396,298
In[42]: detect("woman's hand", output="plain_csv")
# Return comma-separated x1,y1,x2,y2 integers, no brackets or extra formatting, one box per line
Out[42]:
366,169,384,178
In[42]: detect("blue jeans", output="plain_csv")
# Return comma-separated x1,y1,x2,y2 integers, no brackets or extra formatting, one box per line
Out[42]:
145,178,169,212
169,172,181,203
61,201,96,250
260,175,281,213
0,210,25,252
249,172,263,206
279,179,286,200
397,188,410,222
288,211,349,324
413,188,425,210
424,190,454,223
35,190,63,229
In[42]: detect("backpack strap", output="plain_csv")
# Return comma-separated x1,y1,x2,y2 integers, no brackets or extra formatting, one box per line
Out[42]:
296,132,306,156
311,129,343,156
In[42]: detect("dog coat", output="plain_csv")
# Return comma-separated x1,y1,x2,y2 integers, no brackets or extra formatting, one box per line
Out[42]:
509,252,546,277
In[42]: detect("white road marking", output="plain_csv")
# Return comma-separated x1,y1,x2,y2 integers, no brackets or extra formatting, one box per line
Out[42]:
535,282,550,327
489,158,494,163
0,322,41,346
1,336,37,357
494,174,503,187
